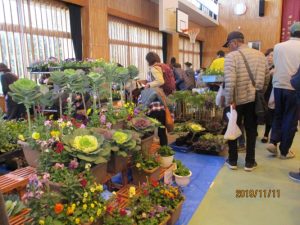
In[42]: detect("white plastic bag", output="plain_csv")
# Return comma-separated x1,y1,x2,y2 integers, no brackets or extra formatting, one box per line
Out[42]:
268,88,275,109
215,85,223,107
224,105,242,140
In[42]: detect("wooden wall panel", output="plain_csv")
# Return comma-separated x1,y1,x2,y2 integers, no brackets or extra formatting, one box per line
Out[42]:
202,0,283,67
107,0,159,28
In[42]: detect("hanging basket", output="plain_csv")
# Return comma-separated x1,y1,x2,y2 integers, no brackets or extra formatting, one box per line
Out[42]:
18,141,40,168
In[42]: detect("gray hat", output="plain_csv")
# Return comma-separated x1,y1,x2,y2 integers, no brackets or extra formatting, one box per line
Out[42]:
223,31,244,48
290,22,300,34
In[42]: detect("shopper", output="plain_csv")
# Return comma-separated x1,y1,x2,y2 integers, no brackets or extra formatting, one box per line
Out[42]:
208,50,225,73
223,31,269,171
144,52,169,145
267,22,300,159
261,48,275,143
184,62,196,90
0,63,25,120
173,63,186,90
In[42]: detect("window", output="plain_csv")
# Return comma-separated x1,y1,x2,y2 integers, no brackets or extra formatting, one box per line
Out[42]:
109,17,163,79
179,36,201,70
0,0,74,78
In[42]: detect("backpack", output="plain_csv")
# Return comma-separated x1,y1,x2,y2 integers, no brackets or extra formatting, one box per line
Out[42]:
154,63,176,96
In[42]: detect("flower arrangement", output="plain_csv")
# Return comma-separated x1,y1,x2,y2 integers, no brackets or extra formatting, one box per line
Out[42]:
24,171,106,225
62,128,110,164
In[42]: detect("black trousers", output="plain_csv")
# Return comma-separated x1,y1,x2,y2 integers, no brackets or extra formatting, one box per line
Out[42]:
148,110,168,146
226,102,257,164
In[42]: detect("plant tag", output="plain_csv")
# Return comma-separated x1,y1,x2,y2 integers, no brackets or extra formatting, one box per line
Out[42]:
164,164,175,184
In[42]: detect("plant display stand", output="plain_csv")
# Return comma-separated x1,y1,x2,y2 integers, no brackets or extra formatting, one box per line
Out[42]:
131,167,160,185
107,153,128,174
141,135,154,157
91,163,108,184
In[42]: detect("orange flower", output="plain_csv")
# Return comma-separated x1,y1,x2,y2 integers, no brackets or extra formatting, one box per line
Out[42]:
54,203,64,214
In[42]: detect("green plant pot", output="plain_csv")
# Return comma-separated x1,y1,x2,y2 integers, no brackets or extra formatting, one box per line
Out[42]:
132,166,160,185
91,163,108,184
18,141,40,168
141,135,154,157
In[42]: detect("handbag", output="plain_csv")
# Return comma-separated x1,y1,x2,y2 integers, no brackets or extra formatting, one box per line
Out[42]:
290,65,300,91
239,50,268,117
155,88,174,132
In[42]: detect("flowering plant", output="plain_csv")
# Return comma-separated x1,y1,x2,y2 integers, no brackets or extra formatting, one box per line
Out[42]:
133,153,159,171
62,128,110,164
103,209,133,225
128,116,160,138
187,123,206,133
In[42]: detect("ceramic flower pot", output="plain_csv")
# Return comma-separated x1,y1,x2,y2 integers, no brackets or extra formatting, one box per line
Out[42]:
91,162,108,184
18,141,40,167
159,155,174,168
132,166,160,185
167,199,184,225
107,152,128,174
173,171,192,187
141,135,154,157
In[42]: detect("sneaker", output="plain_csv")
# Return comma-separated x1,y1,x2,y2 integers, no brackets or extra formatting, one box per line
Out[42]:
288,170,300,182
225,159,237,170
280,151,295,159
244,162,258,172
266,143,278,155
261,137,268,143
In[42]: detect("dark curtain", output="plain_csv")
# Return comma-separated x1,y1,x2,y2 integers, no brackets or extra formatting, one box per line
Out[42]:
162,32,168,63
67,3,83,60
281,0,300,41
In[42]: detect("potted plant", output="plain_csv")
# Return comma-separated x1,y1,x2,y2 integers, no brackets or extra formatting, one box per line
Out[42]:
158,146,175,168
105,106,128,129
103,209,133,225
62,128,111,183
173,160,192,187
105,129,141,173
128,116,160,156
132,154,160,185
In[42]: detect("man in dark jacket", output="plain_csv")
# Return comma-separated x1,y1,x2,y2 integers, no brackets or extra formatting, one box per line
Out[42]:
0,63,25,120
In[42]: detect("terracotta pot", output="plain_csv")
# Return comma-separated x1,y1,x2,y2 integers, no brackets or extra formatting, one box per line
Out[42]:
167,199,184,225
173,171,192,187
141,135,154,157
18,141,40,167
132,166,160,185
159,155,174,168
91,163,108,184
107,152,128,174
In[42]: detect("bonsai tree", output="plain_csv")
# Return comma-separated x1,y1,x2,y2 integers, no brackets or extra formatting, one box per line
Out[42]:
8,79,42,133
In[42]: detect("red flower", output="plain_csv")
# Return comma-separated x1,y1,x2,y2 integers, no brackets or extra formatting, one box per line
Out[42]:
143,190,149,196
150,179,159,187
106,205,114,213
80,178,87,188
119,208,127,216
54,203,64,214
127,115,132,121
55,142,64,153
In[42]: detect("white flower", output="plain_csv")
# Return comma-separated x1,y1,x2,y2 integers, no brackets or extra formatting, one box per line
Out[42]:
57,118,63,123
67,121,73,127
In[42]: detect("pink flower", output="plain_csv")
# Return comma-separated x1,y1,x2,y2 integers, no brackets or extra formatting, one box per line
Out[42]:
106,122,112,129
44,120,52,126
41,173,50,183
100,114,106,124
54,163,65,169
69,159,79,170
80,124,86,128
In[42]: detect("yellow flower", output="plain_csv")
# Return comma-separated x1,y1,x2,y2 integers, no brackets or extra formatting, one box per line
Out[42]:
91,203,95,208
59,122,67,128
85,163,91,171
75,218,80,224
136,163,141,168
83,204,87,210
103,206,107,211
39,220,45,225
90,187,95,193
32,132,40,140
97,208,102,216
18,134,25,141
72,203,76,210
72,135,98,153
49,114,54,120
89,216,95,222
83,192,88,198
50,130,60,138
87,108,92,116
67,206,74,215
129,186,136,198
82,198,87,203
112,191,117,196
96,184,103,191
